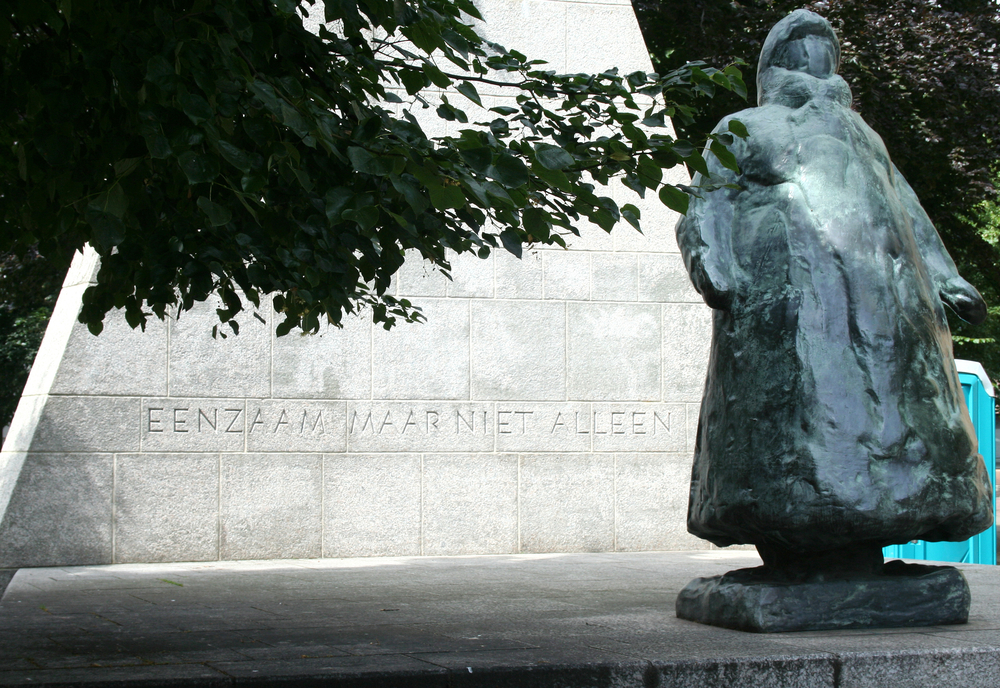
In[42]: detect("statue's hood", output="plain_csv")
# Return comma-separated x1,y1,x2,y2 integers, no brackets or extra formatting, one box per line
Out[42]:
757,10,842,106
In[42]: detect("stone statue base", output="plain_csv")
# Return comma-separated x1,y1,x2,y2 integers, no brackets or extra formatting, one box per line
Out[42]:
676,560,970,633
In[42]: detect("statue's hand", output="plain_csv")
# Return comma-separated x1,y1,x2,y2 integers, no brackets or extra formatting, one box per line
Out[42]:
940,277,987,325
689,262,732,310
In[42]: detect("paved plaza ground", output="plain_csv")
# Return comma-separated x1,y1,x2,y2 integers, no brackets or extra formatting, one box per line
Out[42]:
1,550,1000,687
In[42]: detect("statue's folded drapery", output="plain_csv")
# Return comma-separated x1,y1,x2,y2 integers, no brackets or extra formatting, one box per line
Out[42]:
676,9,994,552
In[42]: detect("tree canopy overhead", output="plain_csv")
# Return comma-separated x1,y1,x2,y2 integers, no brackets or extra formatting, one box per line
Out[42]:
0,0,744,337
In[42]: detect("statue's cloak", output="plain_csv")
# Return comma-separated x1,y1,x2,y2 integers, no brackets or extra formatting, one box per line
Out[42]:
676,10,994,551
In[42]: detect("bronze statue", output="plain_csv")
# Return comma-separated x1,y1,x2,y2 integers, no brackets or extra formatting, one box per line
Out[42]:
675,9,994,631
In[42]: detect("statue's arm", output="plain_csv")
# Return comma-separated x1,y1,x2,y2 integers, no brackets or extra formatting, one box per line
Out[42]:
894,165,986,324
675,152,740,311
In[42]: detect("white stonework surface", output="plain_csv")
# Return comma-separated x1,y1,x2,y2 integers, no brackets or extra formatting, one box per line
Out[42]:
0,0,713,567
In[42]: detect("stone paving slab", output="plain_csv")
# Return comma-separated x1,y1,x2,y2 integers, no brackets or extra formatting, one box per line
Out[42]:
1,551,1000,687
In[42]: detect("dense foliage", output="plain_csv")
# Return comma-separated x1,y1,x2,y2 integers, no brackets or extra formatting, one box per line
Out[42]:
632,0,1000,377
0,0,744,338
0,249,64,431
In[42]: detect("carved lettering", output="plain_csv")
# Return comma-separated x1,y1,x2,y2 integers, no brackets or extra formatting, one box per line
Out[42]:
426,410,440,433
224,408,244,433
402,410,418,434
310,410,325,434
350,411,375,434
575,411,589,434
594,410,609,435
611,411,626,435
551,412,566,433
497,411,511,434
173,408,189,433
273,409,290,433
198,408,217,432
654,411,670,433
456,410,475,433
632,411,646,435
513,410,532,433
249,409,265,433
378,411,394,434
148,407,164,433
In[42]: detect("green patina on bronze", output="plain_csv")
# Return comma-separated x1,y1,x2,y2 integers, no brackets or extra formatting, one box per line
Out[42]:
675,9,994,630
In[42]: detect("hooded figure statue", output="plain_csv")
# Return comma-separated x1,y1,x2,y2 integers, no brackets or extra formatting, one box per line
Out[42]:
676,9,994,562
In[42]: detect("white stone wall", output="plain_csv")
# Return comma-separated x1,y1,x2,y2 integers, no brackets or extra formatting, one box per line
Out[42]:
0,0,714,567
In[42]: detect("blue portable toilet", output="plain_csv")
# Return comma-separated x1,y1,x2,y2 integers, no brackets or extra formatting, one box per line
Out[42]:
884,359,997,565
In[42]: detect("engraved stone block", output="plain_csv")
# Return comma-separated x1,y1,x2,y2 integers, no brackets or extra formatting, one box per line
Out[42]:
543,251,590,300
51,314,167,396
0,454,113,567
471,301,565,401
494,402,591,453
115,454,219,563
272,315,371,399
324,453,421,557
638,254,702,303
395,252,450,297
422,454,518,555
519,453,614,552
221,454,322,560
246,401,346,453
561,219,614,252
495,250,543,299
567,303,660,401
615,453,703,552
371,299,470,400
592,253,638,302
662,303,712,401
169,299,270,398
590,403,686,452
30,396,139,453
477,0,568,72
564,2,654,75
141,399,246,452
347,402,493,453
447,251,494,298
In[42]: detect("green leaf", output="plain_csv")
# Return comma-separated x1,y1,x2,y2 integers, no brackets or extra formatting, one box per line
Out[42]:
459,147,491,173
637,156,662,189
658,185,690,215
343,206,379,231
456,81,482,106
491,154,529,188
522,206,550,240
348,147,393,176
622,203,641,231
400,68,426,96
197,196,232,226
422,62,451,88
534,143,574,171
499,229,522,258
672,141,695,157
532,163,572,192
728,119,749,139
85,208,126,250
179,92,213,125
217,141,252,172
427,182,466,210
710,139,740,174
178,151,220,184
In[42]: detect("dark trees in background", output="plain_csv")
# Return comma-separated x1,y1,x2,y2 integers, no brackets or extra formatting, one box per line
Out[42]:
0,250,65,431
633,0,1000,379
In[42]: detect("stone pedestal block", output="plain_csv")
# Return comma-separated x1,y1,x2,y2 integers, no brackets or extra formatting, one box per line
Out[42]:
676,561,971,633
